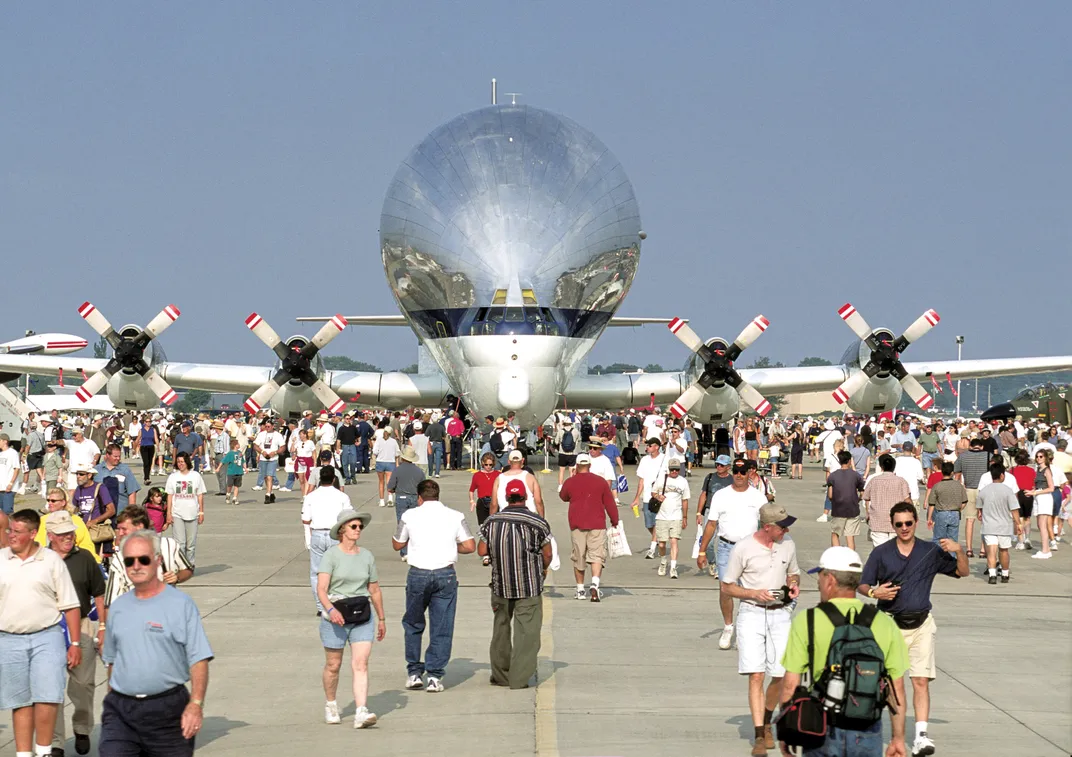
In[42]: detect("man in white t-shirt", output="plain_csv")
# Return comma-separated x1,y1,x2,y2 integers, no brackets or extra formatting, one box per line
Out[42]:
0,434,21,514
696,457,768,650
253,419,285,504
649,460,690,579
895,441,926,506
631,438,667,559
64,427,102,490
586,442,617,497
642,411,663,443
315,414,337,452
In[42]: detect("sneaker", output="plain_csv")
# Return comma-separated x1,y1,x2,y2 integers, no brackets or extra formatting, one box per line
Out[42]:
644,548,655,560
353,706,377,729
1024,539,1033,550
657,562,667,576
324,701,341,724
1031,551,1052,559
379,499,386,507
264,494,271,505
405,674,424,690
988,575,997,585
590,586,602,602
252,485,264,491
278,487,291,492
816,513,830,523
1000,574,1010,583
575,587,587,600
425,677,444,693
1014,541,1026,550
912,733,935,756
1050,540,1059,551
670,566,679,579
708,564,717,578
401,555,408,563
718,625,734,650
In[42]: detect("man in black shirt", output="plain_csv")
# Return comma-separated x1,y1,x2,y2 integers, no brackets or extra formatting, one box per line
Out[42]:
425,418,446,478
335,415,360,485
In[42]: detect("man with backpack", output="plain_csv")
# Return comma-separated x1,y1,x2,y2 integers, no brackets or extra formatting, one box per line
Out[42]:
555,419,579,491
778,547,908,757
488,417,515,469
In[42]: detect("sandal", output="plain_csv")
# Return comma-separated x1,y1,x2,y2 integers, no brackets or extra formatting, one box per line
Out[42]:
966,549,974,558
482,556,491,567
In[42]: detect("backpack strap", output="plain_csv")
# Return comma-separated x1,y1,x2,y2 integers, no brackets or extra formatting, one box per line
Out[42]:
816,602,849,628
856,603,879,628
806,608,816,684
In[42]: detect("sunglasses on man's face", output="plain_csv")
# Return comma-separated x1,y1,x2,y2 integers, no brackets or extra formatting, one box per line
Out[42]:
893,520,915,529
124,555,153,567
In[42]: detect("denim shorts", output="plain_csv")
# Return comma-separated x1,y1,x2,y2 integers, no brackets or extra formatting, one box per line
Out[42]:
319,616,375,648
643,503,658,530
716,537,735,579
745,440,759,451
375,461,396,473
0,625,67,709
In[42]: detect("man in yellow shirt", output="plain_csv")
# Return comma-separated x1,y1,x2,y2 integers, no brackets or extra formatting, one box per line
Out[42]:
34,489,101,563
779,547,908,757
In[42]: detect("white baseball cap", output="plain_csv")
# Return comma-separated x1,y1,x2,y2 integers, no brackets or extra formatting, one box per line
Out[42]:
807,546,864,574
575,453,592,465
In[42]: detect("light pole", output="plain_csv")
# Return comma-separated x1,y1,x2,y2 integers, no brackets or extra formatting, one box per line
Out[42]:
955,336,964,418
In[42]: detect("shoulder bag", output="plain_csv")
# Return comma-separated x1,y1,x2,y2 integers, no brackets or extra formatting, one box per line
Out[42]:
774,607,827,749
647,472,668,514
87,484,117,544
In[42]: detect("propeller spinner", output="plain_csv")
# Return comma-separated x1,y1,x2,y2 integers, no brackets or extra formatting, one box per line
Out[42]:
243,313,348,415
74,302,181,405
666,315,772,418
831,303,940,411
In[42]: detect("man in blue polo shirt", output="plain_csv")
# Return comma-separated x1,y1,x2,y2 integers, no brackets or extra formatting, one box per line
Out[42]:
172,422,203,473
858,502,967,757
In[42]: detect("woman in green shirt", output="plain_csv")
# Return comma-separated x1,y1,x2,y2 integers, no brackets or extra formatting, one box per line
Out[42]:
316,509,385,729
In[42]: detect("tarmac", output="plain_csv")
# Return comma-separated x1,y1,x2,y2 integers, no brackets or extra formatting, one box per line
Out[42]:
2,457,1070,757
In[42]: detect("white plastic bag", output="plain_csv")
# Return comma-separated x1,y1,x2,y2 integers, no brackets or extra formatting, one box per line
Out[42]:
690,527,703,560
549,535,561,571
607,521,632,558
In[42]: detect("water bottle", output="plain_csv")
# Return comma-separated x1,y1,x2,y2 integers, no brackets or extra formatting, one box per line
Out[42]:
822,673,846,712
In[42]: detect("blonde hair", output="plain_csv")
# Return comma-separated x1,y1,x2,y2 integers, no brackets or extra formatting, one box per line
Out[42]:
833,439,845,452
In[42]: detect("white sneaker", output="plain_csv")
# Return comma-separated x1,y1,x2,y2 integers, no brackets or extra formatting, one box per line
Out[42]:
708,564,717,577
405,674,424,690
575,587,587,600
252,485,264,491
718,625,734,650
378,499,386,507
1050,540,1059,551
1031,551,1052,559
669,566,679,579
324,701,341,724
657,561,667,576
1014,541,1026,550
816,513,830,522
644,548,656,560
353,706,377,729
278,487,291,492
911,733,935,756
425,677,444,693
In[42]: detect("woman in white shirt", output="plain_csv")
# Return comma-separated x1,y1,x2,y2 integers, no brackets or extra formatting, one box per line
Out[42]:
294,429,316,496
164,451,206,567
372,428,400,507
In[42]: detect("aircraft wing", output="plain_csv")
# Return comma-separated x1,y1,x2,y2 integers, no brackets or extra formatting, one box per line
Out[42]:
295,315,681,328
901,356,1072,382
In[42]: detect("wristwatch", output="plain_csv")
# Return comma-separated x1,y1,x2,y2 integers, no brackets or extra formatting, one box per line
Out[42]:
70,641,81,647
867,587,876,599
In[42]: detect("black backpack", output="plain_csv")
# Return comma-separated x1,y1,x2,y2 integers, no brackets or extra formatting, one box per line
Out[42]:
560,429,576,452
809,603,897,729
489,430,505,454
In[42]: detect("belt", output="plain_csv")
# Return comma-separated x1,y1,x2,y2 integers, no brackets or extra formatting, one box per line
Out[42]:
311,528,331,532
718,536,736,545
111,684,185,701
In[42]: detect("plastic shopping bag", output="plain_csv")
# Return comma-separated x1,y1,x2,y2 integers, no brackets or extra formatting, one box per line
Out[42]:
616,474,629,493
690,527,703,560
607,521,632,558
549,535,561,571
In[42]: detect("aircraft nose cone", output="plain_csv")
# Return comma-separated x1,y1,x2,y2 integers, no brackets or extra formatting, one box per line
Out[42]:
498,369,530,411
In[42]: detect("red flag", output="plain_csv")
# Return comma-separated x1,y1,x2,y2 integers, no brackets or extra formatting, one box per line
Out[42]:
877,410,894,422
946,372,958,396
930,375,944,394
58,368,64,388
81,369,89,382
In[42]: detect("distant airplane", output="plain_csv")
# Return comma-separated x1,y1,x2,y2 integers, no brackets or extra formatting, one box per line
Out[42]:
0,333,87,356
0,100,1069,423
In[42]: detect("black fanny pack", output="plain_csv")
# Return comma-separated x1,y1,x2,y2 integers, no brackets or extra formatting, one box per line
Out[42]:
892,610,929,630
332,596,371,625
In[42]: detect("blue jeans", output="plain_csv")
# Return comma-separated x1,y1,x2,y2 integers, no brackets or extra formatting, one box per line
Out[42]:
339,445,358,480
932,510,960,542
394,495,417,556
429,441,444,477
402,566,459,679
256,459,279,488
803,721,883,757
356,443,370,473
308,529,338,613
0,491,14,515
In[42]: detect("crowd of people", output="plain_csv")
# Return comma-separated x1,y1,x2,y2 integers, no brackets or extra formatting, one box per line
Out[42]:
1,401,1069,757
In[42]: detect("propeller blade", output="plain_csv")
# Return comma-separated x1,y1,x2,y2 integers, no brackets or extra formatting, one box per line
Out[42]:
736,381,772,417
830,370,872,406
896,309,940,351
727,315,770,360
669,382,707,419
308,378,346,414
77,302,122,349
667,317,705,354
302,315,348,357
899,374,935,411
245,313,291,361
243,377,285,415
74,368,113,403
837,303,873,342
141,304,182,341
141,368,178,406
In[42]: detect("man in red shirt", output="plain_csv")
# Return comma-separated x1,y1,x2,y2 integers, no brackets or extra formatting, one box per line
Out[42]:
559,454,619,602
445,412,466,471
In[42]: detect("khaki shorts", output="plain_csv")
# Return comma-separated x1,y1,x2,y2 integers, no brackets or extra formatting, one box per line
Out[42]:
901,614,937,679
569,529,607,571
831,516,865,538
870,530,895,547
963,488,978,520
655,519,682,542
983,534,1012,549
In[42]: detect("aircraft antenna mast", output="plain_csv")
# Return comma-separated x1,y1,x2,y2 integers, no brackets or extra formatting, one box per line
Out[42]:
491,78,497,105
504,92,522,105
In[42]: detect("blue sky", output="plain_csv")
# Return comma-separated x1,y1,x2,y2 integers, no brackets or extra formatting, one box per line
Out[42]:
3,2,1069,372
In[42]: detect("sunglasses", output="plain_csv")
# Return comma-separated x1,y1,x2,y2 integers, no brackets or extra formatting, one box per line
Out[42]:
483,463,495,467
732,470,748,475
46,498,65,503
893,520,915,528
669,469,681,473
123,555,153,567
347,522,362,531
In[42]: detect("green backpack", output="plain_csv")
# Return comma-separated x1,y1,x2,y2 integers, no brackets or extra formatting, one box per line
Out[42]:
808,603,898,728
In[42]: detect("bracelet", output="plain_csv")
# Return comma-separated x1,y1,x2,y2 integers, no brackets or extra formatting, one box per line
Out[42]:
191,698,204,707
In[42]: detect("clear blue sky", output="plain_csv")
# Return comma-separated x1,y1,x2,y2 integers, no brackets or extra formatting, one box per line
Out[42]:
3,3,1069,373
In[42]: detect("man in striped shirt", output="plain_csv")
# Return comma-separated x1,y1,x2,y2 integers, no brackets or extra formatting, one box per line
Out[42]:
103,507,193,608
863,454,913,547
478,479,552,689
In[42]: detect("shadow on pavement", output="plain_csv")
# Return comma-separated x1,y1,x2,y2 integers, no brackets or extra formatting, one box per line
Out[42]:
192,564,232,576
195,715,250,748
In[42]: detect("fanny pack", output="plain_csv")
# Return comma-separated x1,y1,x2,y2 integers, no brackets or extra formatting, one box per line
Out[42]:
892,610,929,630
331,596,372,625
